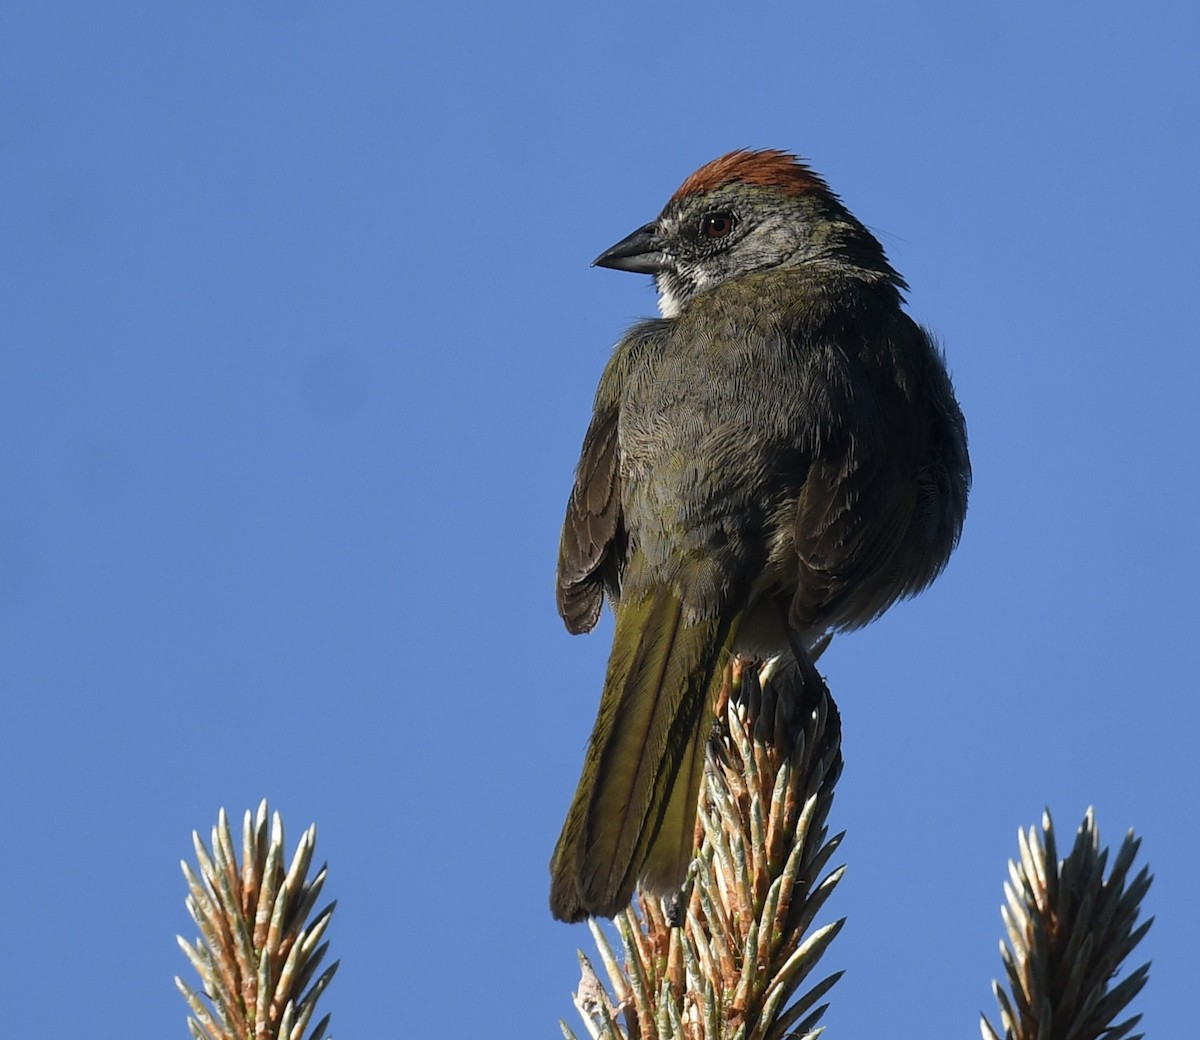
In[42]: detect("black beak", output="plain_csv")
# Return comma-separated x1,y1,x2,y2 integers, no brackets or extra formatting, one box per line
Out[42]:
592,222,669,275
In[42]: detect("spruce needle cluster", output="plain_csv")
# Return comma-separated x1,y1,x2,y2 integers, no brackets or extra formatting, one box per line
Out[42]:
565,657,845,1040
176,801,338,1040
982,808,1153,1040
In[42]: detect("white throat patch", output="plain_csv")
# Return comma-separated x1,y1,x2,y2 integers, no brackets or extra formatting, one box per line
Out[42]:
655,277,684,318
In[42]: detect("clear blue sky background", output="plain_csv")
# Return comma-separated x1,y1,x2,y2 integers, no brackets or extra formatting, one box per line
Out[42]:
2,3,1196,1036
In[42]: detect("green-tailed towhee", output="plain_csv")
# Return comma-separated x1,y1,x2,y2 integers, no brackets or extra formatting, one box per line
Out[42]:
549,149,970,923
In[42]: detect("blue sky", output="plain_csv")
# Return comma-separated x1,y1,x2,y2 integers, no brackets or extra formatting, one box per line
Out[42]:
2,2,1197,1036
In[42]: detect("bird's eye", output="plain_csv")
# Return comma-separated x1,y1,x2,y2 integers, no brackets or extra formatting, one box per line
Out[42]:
700,212,735,240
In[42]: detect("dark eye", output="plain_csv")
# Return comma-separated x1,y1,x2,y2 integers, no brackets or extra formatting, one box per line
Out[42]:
700,212,735,240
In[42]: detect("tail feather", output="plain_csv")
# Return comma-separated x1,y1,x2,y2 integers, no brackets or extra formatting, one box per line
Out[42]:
549,586,738,921
638,705,708,900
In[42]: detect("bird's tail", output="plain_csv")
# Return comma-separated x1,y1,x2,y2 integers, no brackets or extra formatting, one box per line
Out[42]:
549,586,739,922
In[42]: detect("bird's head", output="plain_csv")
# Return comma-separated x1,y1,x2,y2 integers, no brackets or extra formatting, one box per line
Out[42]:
594,149,900,317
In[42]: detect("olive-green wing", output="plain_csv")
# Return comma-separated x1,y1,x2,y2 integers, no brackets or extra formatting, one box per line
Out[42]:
789,447,918,633
788,312,969,633
557,403,624,634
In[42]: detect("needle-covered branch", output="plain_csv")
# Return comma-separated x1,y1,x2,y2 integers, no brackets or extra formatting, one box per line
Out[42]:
981,809,1153,1040
176,801,338,1040
565,657,846,1040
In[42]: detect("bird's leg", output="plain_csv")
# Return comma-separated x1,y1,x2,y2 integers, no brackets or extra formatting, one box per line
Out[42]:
661,890,685,927
787,631,829,698
765,592,828,695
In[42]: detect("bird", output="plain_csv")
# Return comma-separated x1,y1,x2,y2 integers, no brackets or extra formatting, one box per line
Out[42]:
548,149,970,923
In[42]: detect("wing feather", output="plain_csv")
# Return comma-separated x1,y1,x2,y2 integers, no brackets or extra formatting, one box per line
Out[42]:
557,404,624,634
